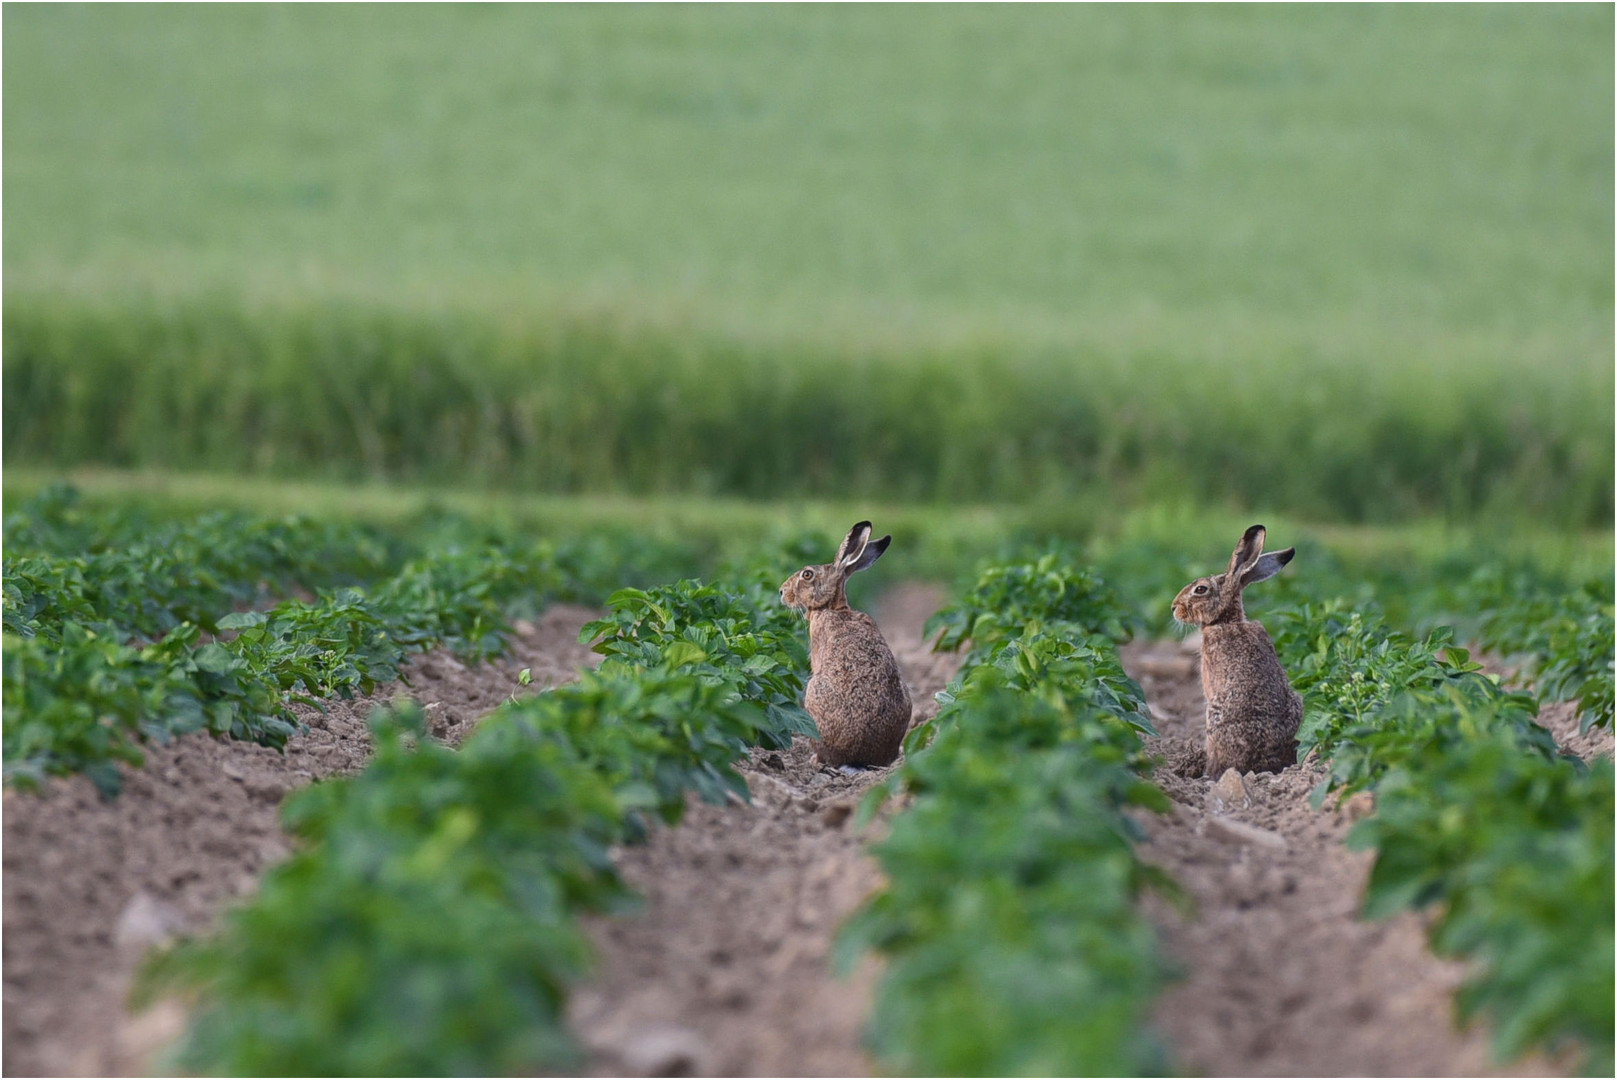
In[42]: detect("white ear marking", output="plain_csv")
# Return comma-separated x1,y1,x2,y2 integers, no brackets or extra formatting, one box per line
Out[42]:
847,534,891,574
1241,547,1295,588
837,521,873,568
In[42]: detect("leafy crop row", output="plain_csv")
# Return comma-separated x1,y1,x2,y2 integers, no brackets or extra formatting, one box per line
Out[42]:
894,545,1612,1073
3,538,607,796
3,483,420,625
581,580,817,753
3,524,402,646
840,553,1173,1075
138,570,813,1074
1265,596,1613,1074
1466,572,1614,733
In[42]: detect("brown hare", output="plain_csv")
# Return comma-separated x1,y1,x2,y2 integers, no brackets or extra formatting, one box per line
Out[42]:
779,521,912,769
1172,524,1302,777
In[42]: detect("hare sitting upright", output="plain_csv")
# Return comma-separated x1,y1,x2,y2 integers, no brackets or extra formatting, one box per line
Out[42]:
1172,525,1302,777
779,521,912,769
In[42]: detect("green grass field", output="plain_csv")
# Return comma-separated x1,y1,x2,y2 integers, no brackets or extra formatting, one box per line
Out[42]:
4,6,1611,523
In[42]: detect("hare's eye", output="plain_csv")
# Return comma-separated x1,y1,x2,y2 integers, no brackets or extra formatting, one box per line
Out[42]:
1193,584,1208,595
801,568,815,581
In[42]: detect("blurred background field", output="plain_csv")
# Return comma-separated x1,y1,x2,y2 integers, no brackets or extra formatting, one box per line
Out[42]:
3,4,1612,527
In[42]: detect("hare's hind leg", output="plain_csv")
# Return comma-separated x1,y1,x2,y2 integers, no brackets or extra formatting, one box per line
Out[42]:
1264,737,1300,773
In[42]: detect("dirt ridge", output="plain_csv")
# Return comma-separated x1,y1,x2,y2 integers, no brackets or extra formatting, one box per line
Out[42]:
1,587,956,1079
1,605,600,1078
565,582,960,1077
1123,637,1567,1077
6,591,1590,1078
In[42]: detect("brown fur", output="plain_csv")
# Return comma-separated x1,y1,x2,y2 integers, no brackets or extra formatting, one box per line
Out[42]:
779,522,911,768
1172,525,1302,776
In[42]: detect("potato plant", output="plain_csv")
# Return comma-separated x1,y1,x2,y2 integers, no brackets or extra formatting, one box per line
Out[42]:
138,575,816,1075
1469,573,1614,732
1266,594,1613,1074
580,574,817,751
1,506,693,795
843,554,1172,1076
3,513,403,644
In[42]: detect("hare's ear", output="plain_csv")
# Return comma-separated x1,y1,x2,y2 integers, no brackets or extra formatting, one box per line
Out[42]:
1241,547,1294,588
846,534,891,575
836,521,874,570
1226,524,1267,578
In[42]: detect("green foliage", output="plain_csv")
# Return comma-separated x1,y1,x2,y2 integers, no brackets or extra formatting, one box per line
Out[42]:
580,577,816,749
11,298,1609,525
1,623,250,796
2,503,404,643
846,556,1171,1076
1470,573,1615,731
0,507,673,792
1,557,102,638
140,566,814,1075
139,702,624,1076
1267,600,1489,762
1537,604,1615,735
505,663,774,833
1263,589,1611,1072
928,631,1158,753
925,548,1135,665
2,482,180,554
1320,678,1557,806
845,685,1171,1077
1350,721,1614,1075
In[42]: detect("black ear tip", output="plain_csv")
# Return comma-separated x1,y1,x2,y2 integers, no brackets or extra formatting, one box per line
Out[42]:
1245,523,1266,539
1277,547,1296,565
852,520,873,532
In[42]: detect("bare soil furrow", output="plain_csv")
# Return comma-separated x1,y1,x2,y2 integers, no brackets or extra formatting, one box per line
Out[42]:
1475,655,1614,763
567,583,958,1078
1534,699,1614,763
1122,638,1563,1078
2,606,600,1078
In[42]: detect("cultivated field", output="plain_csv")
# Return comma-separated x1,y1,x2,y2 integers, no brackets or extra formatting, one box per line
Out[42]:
3,486,1611,1074
4,6,1613,1077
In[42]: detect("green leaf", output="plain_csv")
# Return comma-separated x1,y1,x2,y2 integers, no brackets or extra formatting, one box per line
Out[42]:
661,641,708,668
192,642,242,675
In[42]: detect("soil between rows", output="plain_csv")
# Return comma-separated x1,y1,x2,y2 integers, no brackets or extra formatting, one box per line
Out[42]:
1122,637,1573,1078
1,606,601,1078
2,591,1594,1077
565,582,962,1078
0,588,956,1079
